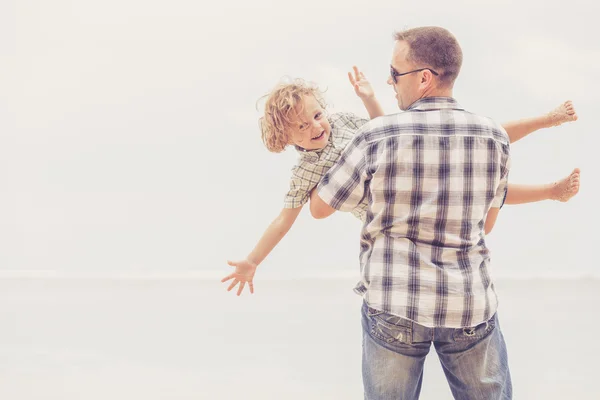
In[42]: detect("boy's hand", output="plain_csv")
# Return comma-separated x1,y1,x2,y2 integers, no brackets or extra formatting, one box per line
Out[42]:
348,66,375,100
221,259,257,296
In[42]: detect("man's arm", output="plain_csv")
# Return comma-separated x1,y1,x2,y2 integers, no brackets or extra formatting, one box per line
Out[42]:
309,188,336,219
311,134,369,219
484,207,500,235
486,142,511,235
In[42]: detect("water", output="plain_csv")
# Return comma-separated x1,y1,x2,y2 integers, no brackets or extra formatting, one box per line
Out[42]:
0,277,598,399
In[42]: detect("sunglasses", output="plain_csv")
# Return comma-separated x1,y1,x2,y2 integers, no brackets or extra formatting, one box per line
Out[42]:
390,65,439,84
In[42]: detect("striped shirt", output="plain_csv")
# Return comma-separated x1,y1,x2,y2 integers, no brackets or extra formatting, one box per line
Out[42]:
284,112,369,219
317,97,511,328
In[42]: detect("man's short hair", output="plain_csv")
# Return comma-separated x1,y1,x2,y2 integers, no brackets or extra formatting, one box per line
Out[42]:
394,26,463,87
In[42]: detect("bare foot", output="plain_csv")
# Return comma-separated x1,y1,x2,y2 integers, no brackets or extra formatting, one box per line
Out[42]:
547,100,578,127
551,168,580,202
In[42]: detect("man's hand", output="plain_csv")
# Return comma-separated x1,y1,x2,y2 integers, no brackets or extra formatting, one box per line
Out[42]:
221,259,257,296
348,66,375,100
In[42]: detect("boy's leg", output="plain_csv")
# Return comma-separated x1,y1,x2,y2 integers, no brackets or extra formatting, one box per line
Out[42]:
361,302,432,400
504,168,580,205
546,100,578,126
502,100,577,144
434,313,512,400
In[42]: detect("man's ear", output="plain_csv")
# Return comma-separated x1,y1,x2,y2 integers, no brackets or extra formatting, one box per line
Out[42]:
420,69,437,90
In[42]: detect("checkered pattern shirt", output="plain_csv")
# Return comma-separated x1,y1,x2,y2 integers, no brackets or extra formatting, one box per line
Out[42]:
317,97,511,328
284,112,370,219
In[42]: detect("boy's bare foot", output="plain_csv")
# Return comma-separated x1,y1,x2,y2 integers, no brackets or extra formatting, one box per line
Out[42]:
552,168,580,202
547,100,578,127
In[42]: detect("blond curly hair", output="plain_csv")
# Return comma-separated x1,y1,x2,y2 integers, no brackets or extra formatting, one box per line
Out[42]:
258,78,327,153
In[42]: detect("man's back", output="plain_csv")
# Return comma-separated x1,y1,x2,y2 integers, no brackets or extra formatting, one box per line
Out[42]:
319,97,510,328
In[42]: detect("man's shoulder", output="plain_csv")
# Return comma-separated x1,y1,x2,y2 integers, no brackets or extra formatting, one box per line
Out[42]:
355,112,419,143
457,109,503,129
457,111,510,145
358,109,509,145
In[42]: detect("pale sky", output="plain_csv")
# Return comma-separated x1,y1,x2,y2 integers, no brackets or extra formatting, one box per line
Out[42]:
1,0,598,279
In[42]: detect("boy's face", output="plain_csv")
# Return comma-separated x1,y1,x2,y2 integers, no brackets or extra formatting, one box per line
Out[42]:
287,95,331,151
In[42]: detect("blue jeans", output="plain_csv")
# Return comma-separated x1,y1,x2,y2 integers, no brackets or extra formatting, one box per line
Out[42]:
361,302,512,400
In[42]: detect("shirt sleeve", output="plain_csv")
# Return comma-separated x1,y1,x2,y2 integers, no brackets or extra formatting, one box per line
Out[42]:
317,133,368,212
331,112,370,133
491,146,511,209
283,164,322,209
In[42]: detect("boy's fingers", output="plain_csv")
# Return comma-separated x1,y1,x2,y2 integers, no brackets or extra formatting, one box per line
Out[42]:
237,282,246,296
353,65,360,80
227,260,236,267
249,281,254,294
348,71,355,85
227,279,239,291
221,274,234,283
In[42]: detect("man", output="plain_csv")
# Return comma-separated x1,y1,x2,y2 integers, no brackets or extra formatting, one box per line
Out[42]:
310,26,512,399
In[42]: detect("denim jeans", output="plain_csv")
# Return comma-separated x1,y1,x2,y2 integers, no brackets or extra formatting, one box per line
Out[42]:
361,302,512,400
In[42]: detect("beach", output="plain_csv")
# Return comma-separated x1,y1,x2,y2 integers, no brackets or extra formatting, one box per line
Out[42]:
0,277,598,399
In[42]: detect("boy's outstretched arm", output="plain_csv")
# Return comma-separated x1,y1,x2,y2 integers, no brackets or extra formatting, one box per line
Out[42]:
349,66,385,119
501,101,577,144
222,206,303,295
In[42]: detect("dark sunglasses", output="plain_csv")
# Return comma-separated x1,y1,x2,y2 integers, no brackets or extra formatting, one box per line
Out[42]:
390,65,439,84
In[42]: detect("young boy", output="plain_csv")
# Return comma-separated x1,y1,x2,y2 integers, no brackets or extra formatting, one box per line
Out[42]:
222,67,580,296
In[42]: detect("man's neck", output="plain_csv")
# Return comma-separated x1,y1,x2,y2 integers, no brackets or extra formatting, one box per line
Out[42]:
407,88,455,110
423,87,453,98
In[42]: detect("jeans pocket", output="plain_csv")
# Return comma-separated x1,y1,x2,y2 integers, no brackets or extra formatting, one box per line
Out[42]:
453,313,496,342
366,306,384,317
369,312,413,345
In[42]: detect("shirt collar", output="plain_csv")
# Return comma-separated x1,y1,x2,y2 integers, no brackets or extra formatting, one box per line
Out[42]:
294,144,322,160
406,97,464,112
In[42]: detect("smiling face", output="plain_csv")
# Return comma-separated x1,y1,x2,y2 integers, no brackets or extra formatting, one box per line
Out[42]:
287,94,331,151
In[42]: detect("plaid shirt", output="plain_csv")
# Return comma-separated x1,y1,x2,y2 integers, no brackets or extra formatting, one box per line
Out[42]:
284,112,369,219
317,97,511,328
